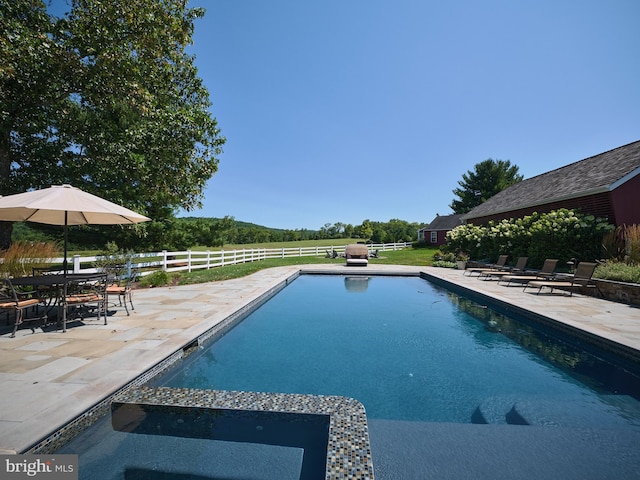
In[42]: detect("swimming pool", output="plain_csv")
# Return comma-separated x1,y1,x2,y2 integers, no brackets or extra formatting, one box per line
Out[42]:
155,275,640,425
55,274,640,479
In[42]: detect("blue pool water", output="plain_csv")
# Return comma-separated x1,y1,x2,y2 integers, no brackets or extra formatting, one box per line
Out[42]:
57,274,640,479
156,275,640,425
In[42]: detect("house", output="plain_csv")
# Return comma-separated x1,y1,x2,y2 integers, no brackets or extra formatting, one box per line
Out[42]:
418,214,463,246
461,140,640,227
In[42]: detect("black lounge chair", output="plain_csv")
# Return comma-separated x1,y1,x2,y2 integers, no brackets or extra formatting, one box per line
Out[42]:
464,255,508,276
524,261,599,296
479,257,528,280
498,259,559,287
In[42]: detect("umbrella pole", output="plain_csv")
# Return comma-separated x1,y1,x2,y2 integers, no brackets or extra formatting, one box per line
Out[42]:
63,213,68,275
63,212,68,332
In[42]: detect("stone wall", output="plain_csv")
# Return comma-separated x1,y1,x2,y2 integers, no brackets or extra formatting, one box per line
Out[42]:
593,279,640,306
573,279,640,306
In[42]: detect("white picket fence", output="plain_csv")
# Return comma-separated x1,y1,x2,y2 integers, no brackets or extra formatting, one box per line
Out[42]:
61,242,411,275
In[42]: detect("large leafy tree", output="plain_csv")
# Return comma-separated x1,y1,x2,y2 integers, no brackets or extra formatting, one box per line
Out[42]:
0,0,225,249
0,0,72,248
450,159,523,214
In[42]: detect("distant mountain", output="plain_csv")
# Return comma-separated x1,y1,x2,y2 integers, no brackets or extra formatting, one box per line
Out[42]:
179,216,303,232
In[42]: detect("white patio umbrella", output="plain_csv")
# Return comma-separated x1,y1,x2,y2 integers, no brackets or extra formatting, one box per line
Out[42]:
0,184,150,273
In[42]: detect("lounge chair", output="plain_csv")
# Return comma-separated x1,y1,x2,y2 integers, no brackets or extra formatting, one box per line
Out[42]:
464,255,508,276
524,262,599,296
499,259,559,287
345,244,369,266
479,257,528,280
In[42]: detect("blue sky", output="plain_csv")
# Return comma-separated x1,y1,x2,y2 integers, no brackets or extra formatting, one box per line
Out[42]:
52,1,640,230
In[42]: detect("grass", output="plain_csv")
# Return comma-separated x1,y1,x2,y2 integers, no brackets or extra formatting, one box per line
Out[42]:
173,246,437,285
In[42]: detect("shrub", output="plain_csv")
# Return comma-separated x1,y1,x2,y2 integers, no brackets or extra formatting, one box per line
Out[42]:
627,224,640,264
444,209,615,268
432,260,457,268
432,250,455,263
442,224,485,259
594,261,640,284
0,241,60,278
602,224,640,265
527,209,613,267
93,242,135,278
138,270,172,288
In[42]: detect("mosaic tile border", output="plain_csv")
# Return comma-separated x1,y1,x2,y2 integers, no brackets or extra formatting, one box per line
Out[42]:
113,386,374,480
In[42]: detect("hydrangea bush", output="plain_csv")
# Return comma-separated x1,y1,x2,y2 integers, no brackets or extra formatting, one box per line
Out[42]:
444,209,614,268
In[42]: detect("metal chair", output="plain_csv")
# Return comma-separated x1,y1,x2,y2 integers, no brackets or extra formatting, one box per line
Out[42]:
62,273,109,328
1,278,47,338
106,269,138,315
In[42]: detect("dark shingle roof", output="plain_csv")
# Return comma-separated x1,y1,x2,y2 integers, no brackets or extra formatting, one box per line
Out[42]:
462,140,640,220
421,213,464,230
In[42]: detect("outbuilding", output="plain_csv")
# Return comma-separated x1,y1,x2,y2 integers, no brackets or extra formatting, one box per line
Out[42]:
418,214,464,246
461,140,640,227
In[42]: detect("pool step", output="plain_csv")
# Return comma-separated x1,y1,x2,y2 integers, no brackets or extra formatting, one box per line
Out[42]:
473,395,640,428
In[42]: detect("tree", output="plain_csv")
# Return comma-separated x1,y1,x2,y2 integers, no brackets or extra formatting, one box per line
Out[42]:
450,159,523,214
0,0,72,248
355,220,373,241
0,0,225,250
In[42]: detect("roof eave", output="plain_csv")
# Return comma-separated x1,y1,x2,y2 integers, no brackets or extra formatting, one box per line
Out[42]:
609,166,640,190
462,186,610,220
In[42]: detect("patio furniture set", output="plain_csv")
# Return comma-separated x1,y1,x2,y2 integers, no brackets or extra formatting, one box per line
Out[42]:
0,184,149,339
1,270,137,338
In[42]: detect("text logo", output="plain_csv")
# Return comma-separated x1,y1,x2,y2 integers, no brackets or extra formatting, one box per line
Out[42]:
1,455,78,480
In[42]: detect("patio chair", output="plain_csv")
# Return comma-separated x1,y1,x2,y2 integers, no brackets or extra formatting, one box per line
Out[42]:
106,269,138,316
524,262,599,296
1,278,47,338
464,255,508,276
63,273,108,328
498,259,559,286
479,257,528,280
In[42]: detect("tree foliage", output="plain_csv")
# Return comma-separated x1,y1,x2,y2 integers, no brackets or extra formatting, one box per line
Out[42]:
14,217,426,250
450,159,523,214
0,0,71,247
0,0,225,250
